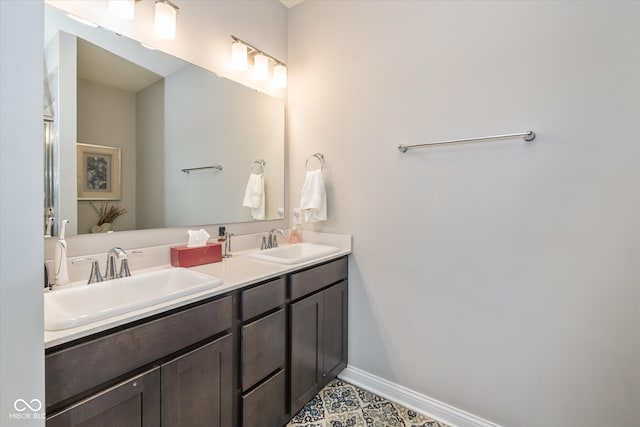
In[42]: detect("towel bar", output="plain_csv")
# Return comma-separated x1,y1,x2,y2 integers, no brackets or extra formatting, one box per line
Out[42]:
181,165,223,174
398,131,536,153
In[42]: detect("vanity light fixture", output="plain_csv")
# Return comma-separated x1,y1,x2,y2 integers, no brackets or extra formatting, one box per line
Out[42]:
273,63,287,88
154,0,178,40
66,13,99,28
108,0,135,20
230,35,287,88
231,40,248,70
254,53,269,80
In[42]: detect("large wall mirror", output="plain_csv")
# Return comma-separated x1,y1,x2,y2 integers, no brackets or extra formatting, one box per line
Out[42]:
44,4,285,237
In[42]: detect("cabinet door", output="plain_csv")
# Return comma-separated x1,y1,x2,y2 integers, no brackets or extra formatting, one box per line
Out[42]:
161,335,232,427
46,368,160,427
322,280,348,387
290,292,323,417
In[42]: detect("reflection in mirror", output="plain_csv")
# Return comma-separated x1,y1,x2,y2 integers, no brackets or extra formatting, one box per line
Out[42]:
44,4,285,237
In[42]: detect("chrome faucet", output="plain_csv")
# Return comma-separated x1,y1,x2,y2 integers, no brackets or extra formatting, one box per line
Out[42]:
70,248,142,285
105,247,142,280
265,228,284,249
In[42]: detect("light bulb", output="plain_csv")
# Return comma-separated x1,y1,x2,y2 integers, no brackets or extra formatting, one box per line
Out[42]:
254,53,269,81
231,41,248,71
109,0,135,20
273,64,287,88
155,0,177,40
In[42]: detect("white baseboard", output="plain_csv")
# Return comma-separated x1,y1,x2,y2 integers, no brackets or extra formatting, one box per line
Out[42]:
338,365,501,427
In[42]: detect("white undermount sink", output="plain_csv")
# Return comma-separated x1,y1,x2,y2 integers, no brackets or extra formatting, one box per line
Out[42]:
248,243,340,265
45,267,222,331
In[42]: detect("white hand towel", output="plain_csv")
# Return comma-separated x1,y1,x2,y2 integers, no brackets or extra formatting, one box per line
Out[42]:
242,173,265,220
300,169,327,222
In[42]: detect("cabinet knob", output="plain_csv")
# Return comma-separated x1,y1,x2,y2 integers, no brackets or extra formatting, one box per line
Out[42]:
132,382,138,387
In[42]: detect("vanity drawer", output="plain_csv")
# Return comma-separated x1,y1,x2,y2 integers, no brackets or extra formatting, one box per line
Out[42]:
46,295,232,410
241,308,286,391
290,257,348,301
241,369,287,427
241,277,286,321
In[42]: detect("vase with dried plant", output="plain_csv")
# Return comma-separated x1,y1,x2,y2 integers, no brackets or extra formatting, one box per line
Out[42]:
90,202,127,233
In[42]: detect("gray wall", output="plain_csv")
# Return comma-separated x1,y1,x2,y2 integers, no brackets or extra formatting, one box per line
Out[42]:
77,78,137,233
288,1,640,426
0,1,45,425
136,79,165,230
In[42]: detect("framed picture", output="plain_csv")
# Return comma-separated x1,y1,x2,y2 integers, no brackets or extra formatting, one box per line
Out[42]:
77,143,121,200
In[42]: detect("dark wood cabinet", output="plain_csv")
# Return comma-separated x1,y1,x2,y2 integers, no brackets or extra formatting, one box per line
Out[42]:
46,256,348,427
321,280,348,386
161,335,233,427
46,296,232,411
240,278,288,427
47,335,234,427
46,368,160,427
46,295,234,427
290,258,349,417
290,291,324,416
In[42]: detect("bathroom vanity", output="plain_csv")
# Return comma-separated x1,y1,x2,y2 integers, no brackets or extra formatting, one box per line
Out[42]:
44,253,348,427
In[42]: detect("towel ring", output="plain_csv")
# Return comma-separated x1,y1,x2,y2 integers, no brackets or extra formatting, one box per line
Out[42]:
251,159,265,175
305,153,324,171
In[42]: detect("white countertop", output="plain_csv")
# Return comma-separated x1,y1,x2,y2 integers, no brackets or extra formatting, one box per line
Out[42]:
44,231,351,349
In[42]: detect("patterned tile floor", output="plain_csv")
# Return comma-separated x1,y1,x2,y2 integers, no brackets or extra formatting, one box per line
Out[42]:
287,378,450,427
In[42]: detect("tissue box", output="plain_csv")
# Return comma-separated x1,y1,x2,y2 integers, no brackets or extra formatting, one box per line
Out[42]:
170,243,222,267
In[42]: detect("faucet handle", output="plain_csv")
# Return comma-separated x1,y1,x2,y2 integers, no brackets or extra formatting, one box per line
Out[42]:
119,251,142,278
72,257,103,284
105,253,118,280
119,259,131,278
261,235,268,250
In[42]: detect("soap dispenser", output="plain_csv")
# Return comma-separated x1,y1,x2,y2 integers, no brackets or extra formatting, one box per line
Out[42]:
54,219,70,286
288,227,301,244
